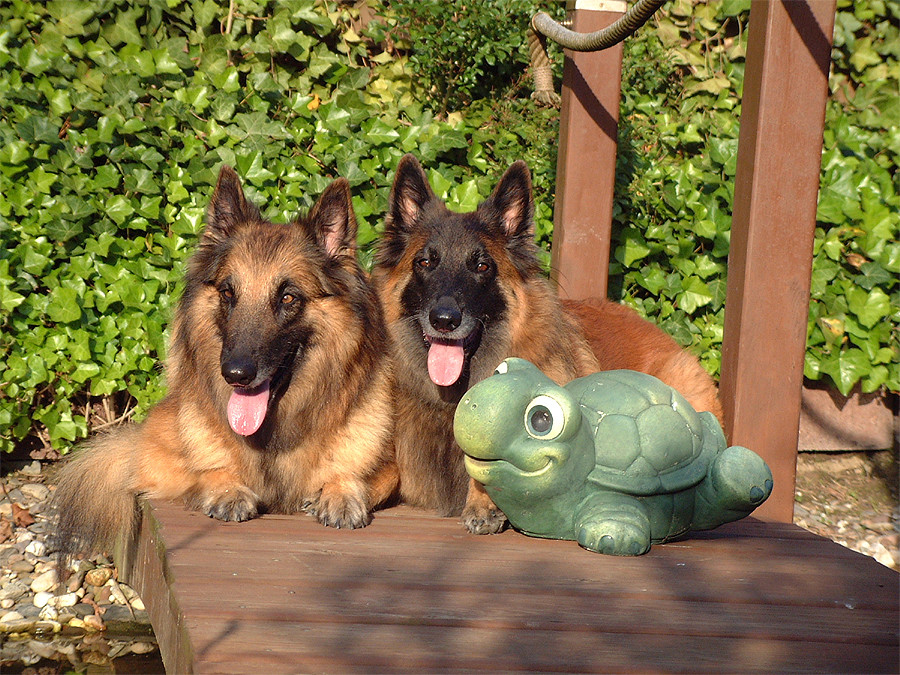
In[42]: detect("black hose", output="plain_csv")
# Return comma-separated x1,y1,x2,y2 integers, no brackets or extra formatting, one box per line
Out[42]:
531,0,666,52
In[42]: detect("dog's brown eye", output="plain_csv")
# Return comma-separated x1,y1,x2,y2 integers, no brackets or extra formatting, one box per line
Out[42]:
220,287,234,301
476,262,490,273
417,258,431,269
281,293,295,305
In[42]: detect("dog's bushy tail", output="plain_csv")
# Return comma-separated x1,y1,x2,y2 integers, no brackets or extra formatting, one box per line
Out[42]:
51,425,142,575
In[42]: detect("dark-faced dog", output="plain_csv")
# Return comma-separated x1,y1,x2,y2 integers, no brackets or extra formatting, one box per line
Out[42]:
373,154,723,535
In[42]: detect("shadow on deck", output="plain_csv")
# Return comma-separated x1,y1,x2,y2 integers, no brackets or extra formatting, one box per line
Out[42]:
118,500,899,674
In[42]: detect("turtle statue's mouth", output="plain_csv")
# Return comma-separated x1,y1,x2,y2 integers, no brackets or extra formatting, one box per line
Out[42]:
463,455,554,485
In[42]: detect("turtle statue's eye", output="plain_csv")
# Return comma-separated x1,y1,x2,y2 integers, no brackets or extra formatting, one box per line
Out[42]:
524,395,565,440
530,407,552,433
494,361,509,375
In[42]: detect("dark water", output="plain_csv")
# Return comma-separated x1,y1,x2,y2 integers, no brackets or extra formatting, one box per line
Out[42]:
1,636,165,674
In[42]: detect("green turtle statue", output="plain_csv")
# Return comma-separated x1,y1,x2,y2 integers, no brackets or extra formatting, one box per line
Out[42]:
454,358,773,555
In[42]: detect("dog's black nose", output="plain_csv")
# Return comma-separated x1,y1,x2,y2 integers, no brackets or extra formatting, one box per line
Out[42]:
222,357,258,387
429,297,462,333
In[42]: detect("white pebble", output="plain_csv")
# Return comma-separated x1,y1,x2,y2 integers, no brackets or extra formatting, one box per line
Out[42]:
0,610,24,623
0,598,13,609
21,460,41,476
54,592,79,608
38,604,59,621
24,540,46,557
873,542,897,569
30,569,57,593
19,483,50,501
33,591,54,608
109,585,127,604
130,641,156,654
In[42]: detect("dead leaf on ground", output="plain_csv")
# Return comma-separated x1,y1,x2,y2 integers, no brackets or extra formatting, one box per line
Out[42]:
12,503,35,527
0,518,12,543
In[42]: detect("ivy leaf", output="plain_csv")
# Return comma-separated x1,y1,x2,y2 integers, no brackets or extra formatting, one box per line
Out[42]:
124,168,161,195
615,229,651,267
71,362,101,383
819,348,871,396
0,286,26,313
103,7,143,46
46,1,97,36
46,287,82,323
105,195,135,225
679,276,713,314
363,118,400,146
17,115,59,144
846,286,891,328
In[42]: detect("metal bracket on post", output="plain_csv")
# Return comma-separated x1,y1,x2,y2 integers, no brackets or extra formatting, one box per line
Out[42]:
549,1,626,300
568,0,627,11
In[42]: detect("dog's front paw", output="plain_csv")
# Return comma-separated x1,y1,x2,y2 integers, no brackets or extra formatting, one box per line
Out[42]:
462,504,507,535
197,485,260,522
305,484,372,529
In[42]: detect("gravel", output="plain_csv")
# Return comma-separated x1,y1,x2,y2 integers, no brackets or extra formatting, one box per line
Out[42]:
1,460,157,671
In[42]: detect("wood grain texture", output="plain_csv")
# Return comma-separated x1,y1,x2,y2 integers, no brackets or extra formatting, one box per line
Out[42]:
120,500,899,674
720,0,838,522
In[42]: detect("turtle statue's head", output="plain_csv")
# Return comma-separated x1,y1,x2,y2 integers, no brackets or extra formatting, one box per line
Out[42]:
454,358,594,506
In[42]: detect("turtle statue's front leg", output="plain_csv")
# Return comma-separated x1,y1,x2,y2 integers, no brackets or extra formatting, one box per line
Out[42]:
574,492,652,555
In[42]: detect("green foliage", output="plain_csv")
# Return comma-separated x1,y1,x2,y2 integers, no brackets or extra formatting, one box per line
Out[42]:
805,0,899,394
0,0,556,453
611,1,748,376
611,0,898,395
1,0,896,454
387,0,543,117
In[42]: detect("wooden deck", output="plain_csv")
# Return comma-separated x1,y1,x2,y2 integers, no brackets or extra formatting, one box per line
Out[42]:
119,500,899,674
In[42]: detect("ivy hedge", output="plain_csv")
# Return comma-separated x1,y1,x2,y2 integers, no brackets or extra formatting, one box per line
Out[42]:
0,0,896,454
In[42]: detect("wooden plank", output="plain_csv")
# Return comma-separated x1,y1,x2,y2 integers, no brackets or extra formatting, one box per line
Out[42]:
159,532,894,609
720,0,838,522
118,500,195,673
184,621,897,675
549,4,624,300
121,501,899,674
178,587,898,645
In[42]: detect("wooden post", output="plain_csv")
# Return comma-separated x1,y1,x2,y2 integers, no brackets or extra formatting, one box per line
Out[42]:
550,0,626,300
720,0,837,522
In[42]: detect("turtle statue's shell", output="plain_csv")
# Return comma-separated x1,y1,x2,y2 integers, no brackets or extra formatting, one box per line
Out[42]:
568,370,715,496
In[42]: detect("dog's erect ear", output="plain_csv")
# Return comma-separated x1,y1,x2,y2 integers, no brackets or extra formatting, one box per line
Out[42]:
484,160,534,240
310,177,358,258
205,166,260,244
386,154,435,234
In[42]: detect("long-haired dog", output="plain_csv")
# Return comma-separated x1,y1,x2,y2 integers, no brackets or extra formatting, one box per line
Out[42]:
373,154,722,534
54,167,397,564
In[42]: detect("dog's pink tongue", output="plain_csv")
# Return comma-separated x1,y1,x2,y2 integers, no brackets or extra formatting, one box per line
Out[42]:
227,380,271,436
427,341,465,387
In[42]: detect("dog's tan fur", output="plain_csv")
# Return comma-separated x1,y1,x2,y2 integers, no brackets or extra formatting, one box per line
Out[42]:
54,167,396,563
373,155,722,534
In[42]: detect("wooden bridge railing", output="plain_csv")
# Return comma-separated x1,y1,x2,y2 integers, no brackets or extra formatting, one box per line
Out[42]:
549,0,838,522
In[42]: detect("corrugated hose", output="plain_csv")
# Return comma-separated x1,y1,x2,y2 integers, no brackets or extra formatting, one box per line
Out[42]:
528,0,666,106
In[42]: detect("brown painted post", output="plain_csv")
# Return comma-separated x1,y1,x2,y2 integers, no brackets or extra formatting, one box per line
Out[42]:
550,1,625,300
720,0,837,522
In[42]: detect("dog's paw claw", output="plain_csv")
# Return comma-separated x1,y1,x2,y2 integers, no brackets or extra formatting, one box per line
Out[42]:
462,507,507,535
200,486,260,522
308,491,372,530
